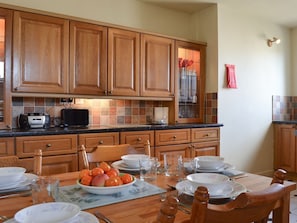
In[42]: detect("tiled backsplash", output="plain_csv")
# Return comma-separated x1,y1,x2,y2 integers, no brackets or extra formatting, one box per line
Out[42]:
272,95,296,120
12,93,218,128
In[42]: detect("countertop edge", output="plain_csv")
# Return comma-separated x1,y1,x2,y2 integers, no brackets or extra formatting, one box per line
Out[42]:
0,123,224,137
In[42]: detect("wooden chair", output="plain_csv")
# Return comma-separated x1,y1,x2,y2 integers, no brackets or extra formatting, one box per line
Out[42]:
0,156,19,167
155,194,179,223
33,149,42,176
183,169,287,223
80,144,130,169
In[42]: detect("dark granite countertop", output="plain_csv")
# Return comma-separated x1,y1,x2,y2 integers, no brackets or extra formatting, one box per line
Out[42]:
0,123,224,137
272,120,297,124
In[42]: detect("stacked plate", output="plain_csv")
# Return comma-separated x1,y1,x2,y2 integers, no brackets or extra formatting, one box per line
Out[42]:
4,202,99,223
0,167,35,193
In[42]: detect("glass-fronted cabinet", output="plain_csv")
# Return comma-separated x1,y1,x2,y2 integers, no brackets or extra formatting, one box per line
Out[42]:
175,40,206,124
0,9,12,129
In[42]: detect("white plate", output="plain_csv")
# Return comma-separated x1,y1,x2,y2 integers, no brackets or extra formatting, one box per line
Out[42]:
112,160,160,172
14,202,81,223
196,163,234,173
111,160,140,171
77,176,136,195
176,180,247,199
0,173,38,191
0,167,26,185
5,211,99,223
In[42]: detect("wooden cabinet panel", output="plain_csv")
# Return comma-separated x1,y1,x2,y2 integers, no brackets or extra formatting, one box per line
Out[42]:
108,28,140,96
69,21,107,95
141,34,175,97
78,132,119,148
0,137,14,156
155,129,190,146
16,134,77,158
13,11,69,93
155,144,191,161
191,128,220,142
191,141,219,157
120,130,154,154
0,8,12,130
19,154,78,175
274,124,296,172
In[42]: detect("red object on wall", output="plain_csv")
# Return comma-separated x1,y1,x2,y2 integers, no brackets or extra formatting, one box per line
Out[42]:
225,64,237,88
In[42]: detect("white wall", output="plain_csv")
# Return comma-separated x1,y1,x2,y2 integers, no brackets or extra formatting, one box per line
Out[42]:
217,4,291,174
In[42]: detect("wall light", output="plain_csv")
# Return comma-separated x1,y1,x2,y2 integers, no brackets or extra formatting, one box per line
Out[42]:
267,37,281,47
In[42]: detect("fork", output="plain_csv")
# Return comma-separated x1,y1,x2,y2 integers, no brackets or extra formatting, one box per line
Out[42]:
94,211,113,223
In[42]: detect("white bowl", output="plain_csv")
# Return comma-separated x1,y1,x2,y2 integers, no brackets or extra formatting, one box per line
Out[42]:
195,156,224,170
77,176,136,195
0,167,26,185
14,202,80,223
121,154,149,168
186,173,230,195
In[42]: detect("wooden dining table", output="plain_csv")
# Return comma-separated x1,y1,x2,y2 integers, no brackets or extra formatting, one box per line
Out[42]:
0,171,296,223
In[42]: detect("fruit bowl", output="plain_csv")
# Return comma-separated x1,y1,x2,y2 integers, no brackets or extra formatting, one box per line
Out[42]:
77,176,136,195
121,154,149,168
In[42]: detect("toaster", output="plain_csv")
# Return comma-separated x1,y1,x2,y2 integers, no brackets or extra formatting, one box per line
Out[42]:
18,113,51,129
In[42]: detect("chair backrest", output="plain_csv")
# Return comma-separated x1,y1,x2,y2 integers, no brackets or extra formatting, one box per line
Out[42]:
155,194,179,223
0,156,19,167
188,169,287,223
33,149,42,176
80,144,130,169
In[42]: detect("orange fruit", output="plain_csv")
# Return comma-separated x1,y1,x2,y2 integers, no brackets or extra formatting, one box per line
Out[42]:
79,169,91,180
106,168,119,178
80,174,93,186
104,176,122,187
91,167,104,176
120,173,134,184
99,161,111,173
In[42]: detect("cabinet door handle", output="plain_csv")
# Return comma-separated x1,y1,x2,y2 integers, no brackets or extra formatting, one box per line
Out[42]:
108,90,112,95
98,140,104,144
104,90,108,95
137,138,142,142
173,135,177,139
46,144,52,148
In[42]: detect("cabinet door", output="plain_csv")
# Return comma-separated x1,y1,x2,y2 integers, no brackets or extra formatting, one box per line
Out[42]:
141,34,175,97
70,21,107,95
0,8,12,129
155,144,191,160
108,28,140,96
274,124,296,172
0,137,14,156
19,154,78,175
175,41,206,124
120,130,154,154
191,141,220,157
13,11,69,93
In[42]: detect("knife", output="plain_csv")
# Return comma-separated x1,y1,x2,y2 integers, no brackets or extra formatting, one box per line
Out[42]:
0,190,31,199
94,211,113,223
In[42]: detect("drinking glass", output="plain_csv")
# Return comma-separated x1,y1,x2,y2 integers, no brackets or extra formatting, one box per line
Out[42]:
31,176,59,204
163,153,183,178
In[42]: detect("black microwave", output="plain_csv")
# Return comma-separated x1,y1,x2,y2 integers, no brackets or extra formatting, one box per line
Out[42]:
61,109,89,127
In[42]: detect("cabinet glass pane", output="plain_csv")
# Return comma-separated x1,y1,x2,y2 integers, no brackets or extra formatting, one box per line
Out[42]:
0,18,4,122
178,47,201,119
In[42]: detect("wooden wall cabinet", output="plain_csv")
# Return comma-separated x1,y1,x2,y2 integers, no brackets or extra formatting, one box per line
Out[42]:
0,8,12,130
69,21,107,95
13,11,69,93
15,134,78,175
274,124,296,172
141,34,175,98
120,130,154,155
108,28,140,96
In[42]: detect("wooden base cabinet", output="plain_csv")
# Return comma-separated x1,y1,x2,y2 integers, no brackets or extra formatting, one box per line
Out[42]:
274,124,296,172
191,128,220,156
15,134,78,175
0,137,14,156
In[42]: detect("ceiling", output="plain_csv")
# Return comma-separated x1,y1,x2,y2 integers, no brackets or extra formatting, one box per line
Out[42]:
139,0,297,28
